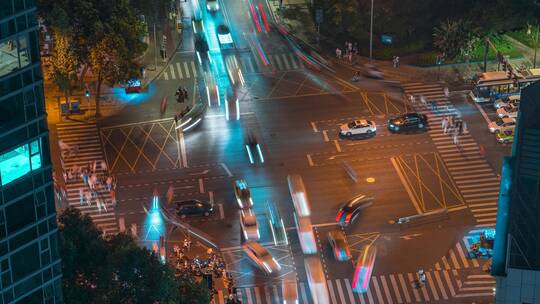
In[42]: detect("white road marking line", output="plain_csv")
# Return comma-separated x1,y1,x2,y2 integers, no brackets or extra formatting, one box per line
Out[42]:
281,54,291,69
179,132,188,168
397,274,412,303
170,64,176,79
184,62,190,78
254,286,262,303
442,270,456,296
220,163,233,177
163,70,169,80
307,154,314,166
380,275,394,304
209,191,214,203
198,178,204,193
389,274,403,303
433,271,448,299
322,130,329,142
245,288,253,304
272,285,279,303
218,203,224,220
176,62,183,79
335,279,347,304
312,222,338,228
407,273,421,302
391,157,423,214
334,140,342,152
344,278,360,304
372,277,385,304
191,61,198,77
311,122,319,132
449,249,461,269
264,286,271,304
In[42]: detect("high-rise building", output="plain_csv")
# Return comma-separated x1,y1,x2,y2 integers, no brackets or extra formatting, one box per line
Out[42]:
493,80,540,303
0,0,63,303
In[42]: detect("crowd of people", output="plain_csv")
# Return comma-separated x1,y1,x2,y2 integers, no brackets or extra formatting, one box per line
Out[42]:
336,40,359,63
56,140,117,212
169,240,241,303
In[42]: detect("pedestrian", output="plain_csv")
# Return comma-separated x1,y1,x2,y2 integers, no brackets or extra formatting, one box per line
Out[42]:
441,116,448,132
102,201,108,212
85,191,92,206
458,120,464,135
106,176,112,191
335,48,340,59
462,121,468,134
392,56,396,67
353,42,358,55
444,86,450,98
431,100,438,112
92,160,97,173
420,95,427,106
348,41,353,52
344,40,349,50
409,94,415,104
395,56,400,67
96,198,102,213
183,88,188,100
101,160,107,172
79,188,85,205
418,270,426,285
453,132,460,148
166,184,174,205
110,190,117,207
348,52,353,63
479,144,486,156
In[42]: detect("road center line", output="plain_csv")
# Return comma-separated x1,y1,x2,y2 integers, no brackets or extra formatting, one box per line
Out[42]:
198,178,205,193
311,122,319,132
334,140,342,152
218,203,224,220
220,163,233,177
179,132,188,168
322,130,329,142
306,154,314,166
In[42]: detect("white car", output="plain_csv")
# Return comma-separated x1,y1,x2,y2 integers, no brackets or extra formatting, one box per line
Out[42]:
493,95,519,109
206,0,219,11
488,117,515,133
243,240,281,275
497,104,518,119
339,119,376,137
240,209,260,241
233,179,253,209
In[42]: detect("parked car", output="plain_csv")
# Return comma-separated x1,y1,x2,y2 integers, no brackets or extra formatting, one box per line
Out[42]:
175,199,213,218
497,104,519,119
488,117,515,133
493,94,519,109
240,209,260,241
387,113,428,132
328,230,351,261
233,179,253,209
243,240,281,275
336,194,374,227
496,129,514,144
339,119,376,138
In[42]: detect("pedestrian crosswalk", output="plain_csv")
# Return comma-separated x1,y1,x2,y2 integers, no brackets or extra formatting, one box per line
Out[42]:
160,53,303,80
216,269,488,303
56,121,118,235
402,82,500,229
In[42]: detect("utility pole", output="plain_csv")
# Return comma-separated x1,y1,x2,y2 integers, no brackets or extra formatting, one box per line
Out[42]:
369,0,374,61
153,23,158,70
534,23,539,68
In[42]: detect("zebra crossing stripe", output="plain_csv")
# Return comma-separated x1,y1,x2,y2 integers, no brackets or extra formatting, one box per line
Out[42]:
254,286,262,303
164,70,169,80
273,54,284,70
176,62,183,79
407,273,421,301
183,62,190,78
263,286,271,303
299,282,309,304
380,275,394,304
272,285,279,303
191,61,198,77
281,53,291,69
372,277,385,304
335,279,347,304
327,280,337,304
344,278,359,304
443,270,456,296
433,271,448,299
245,288,253,304
289,53,298,68
449,249,461,269
389,274,403,303
169,64,176,79
425,272,439,301
397,274,412,303
366,282,376,304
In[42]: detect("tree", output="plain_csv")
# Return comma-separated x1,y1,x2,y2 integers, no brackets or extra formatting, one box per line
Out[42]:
58,208,209,303
48,32,78,103
433,19,472,60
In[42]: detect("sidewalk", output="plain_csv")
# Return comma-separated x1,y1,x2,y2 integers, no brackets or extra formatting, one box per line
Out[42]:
267,0,531,89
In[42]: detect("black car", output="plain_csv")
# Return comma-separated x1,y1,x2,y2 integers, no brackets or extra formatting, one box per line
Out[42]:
176,199,213,218
336,194,374,227
387,113,428,132
194,34,211,67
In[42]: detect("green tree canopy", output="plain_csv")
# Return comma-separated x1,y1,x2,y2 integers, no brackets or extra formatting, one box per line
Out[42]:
58,208,210,304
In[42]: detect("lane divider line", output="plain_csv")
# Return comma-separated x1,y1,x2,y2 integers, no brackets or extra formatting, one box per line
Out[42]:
306,154,314,167
220,163,233,177
334,140,342,152
199,178,205,194
322,130,329,142
311,122,319,132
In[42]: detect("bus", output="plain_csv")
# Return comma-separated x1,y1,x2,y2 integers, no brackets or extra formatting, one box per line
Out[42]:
287,174,311,216
472,69,540,103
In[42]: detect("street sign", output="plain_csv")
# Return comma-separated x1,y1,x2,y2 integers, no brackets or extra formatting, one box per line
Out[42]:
315,8,323,24
381,35,392,44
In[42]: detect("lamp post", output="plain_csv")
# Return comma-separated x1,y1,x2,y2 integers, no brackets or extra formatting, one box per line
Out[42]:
527,24,539,68
369,0,374,61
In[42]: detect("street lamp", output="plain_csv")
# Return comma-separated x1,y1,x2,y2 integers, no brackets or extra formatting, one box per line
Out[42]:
527,24,539,68
369,0,374,61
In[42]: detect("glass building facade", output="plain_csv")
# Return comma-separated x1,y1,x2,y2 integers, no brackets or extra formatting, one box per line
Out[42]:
0,0,63,303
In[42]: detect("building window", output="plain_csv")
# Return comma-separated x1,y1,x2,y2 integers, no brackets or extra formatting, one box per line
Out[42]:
0,34,30,77
0,138,42,186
